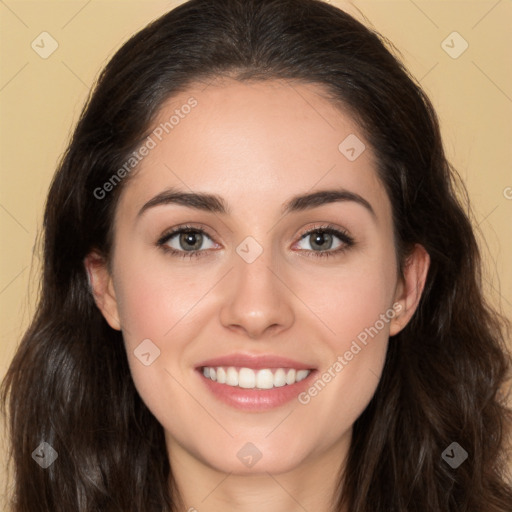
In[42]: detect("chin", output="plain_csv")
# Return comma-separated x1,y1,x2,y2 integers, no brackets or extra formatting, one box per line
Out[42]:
195,438,311,476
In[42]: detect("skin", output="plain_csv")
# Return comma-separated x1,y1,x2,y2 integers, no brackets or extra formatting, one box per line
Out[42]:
86,78,429,512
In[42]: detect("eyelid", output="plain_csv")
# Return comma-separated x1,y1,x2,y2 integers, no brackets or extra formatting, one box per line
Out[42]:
295,222,353,242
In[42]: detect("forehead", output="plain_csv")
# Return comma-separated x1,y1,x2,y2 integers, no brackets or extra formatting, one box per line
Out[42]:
116,78,390,223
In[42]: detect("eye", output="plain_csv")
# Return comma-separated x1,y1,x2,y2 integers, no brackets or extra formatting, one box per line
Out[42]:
294,224,355,258
156,223,355,260
157,225,217,259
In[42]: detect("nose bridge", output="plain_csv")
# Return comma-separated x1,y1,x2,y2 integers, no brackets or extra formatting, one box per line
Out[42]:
218,236,294,337
234,237,276,292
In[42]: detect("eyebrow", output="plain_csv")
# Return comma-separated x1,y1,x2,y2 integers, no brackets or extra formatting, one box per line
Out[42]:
137,186,376,219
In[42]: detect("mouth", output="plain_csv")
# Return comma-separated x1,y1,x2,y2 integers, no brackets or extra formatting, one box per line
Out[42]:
200,366,311,389
195,354,317,410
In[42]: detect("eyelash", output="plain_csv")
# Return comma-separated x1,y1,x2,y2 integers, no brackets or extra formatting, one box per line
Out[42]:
156,223,355,260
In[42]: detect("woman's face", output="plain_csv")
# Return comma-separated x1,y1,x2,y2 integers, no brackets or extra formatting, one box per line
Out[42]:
88,78,425,477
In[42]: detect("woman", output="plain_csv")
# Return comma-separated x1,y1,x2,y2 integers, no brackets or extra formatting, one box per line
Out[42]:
2,0,511,510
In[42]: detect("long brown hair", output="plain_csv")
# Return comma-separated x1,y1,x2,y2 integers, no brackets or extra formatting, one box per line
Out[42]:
2,0,511,510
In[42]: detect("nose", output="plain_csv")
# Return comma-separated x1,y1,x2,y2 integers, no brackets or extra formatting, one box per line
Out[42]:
219,246,295,339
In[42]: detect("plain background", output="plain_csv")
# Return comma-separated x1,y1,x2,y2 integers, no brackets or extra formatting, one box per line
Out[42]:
1,0,511,505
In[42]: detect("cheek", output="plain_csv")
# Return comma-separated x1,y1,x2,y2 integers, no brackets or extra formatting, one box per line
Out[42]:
298,249,397,347
293,249,396,425
113,250,211,346
111,262,206,423
110,249,210,393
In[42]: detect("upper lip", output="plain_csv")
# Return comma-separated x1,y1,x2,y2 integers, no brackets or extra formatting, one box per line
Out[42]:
196,353,315,370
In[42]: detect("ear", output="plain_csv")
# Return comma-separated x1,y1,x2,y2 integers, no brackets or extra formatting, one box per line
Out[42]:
389,244,430,336
84,251,121,331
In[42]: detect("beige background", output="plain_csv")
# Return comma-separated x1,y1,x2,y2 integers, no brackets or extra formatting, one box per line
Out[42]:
1,0,511,505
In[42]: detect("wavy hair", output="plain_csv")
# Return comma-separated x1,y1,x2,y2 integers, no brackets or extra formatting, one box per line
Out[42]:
2,0,511,510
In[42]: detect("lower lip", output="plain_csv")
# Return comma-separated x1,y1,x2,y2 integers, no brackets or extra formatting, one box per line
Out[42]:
197,369,317,411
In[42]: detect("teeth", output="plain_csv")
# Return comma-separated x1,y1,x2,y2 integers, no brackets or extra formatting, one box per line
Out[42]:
201,366,312,389
285,369,296,385
216,367,226,384
226,367,239,386
296,369,310,382
273,368,286,387
239,368,256,388
256,369,273,389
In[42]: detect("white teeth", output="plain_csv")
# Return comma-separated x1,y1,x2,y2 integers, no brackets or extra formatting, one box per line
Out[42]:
285,369,296,385
296,369,309,382
216,367,226,384
238,368,256,388
226,367,239,386
256,369,274,389
273,368,286,387
201,366,311,389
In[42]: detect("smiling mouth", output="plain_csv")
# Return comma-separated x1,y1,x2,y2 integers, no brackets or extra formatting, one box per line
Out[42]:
200,366,312,390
